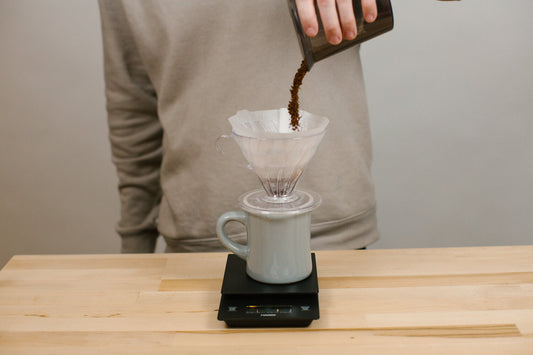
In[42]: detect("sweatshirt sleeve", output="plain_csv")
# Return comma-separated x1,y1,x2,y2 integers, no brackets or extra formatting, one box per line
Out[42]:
98,1,162,253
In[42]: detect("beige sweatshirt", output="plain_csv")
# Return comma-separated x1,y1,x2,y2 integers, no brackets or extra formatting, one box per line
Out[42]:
98,0,379,253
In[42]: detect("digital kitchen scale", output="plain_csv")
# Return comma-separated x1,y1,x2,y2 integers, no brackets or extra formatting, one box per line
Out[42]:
217,253,319,327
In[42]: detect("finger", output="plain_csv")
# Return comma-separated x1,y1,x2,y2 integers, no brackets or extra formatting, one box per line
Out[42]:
361,0,378,23
336,0,357,40
295,0,319,37
316,0,342,44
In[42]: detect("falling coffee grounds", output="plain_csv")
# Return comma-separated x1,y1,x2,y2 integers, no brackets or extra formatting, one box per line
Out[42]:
288,60,308,131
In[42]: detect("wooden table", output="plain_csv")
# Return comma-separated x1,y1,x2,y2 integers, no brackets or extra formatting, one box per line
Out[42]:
1,246,532,354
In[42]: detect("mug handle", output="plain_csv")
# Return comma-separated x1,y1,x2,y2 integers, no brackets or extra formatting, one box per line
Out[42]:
216,211,249,260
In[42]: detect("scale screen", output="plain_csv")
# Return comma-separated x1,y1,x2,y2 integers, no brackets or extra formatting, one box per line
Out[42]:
246,305,293,314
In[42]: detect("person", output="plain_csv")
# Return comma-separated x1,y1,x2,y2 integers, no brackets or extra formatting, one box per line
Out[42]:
98,0,379,253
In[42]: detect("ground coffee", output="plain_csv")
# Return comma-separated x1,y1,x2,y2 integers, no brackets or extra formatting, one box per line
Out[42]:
288,60,308,131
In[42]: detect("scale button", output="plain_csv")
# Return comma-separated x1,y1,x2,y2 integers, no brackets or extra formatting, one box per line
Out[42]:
228,306,238,312
300,305,311,311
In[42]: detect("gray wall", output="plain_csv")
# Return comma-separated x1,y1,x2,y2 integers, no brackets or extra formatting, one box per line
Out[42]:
364,0,533,249
1,0,532,267
0,0,120,267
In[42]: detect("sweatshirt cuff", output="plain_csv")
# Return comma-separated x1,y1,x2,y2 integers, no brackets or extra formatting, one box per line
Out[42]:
121,233,158,253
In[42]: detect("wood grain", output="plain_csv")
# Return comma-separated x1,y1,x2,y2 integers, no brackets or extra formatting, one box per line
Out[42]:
1,246,532,354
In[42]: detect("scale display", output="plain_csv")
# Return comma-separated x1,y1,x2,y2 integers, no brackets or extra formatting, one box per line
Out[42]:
246,305,293,314
218,254,319,327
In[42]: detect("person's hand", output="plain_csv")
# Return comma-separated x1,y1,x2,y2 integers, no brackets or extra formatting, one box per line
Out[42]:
295,0,377,45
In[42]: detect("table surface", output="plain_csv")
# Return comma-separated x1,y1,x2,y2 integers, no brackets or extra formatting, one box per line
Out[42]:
1,246,532,354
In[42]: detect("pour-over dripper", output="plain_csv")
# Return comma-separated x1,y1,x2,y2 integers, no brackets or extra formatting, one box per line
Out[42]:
228,109,329,200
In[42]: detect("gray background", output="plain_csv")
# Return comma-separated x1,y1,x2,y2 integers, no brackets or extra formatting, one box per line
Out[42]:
1,0,532,267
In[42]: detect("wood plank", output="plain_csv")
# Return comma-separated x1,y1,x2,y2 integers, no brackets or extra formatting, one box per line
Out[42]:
3,254,168,271
157,272,533,292
158,278,223,291
319,272,533,288
315,246,533,277
1,330,532,355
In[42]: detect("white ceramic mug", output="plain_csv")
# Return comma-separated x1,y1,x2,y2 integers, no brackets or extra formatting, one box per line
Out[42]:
216,209,313,284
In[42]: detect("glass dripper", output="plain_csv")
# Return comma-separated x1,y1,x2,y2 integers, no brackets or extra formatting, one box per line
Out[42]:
228,109,329,202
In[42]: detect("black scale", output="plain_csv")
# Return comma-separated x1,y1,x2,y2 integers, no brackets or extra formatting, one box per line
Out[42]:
217,253,319,327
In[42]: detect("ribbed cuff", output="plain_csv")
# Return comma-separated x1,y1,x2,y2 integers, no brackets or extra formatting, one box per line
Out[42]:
121,233,158,253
